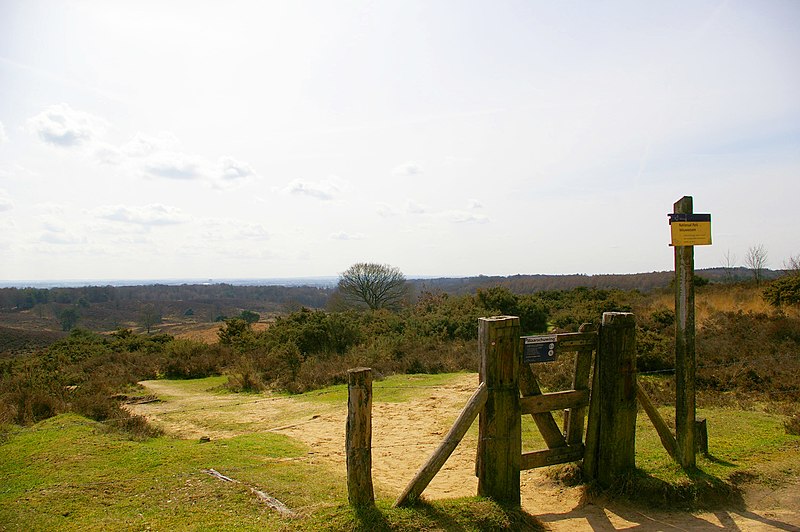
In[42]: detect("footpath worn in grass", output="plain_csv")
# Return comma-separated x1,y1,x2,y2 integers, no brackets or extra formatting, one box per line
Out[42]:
0,411,541,531
3,372,799,529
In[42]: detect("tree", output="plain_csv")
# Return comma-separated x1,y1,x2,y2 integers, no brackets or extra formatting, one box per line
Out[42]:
745,244,768,285
57,307,79,331
140,304,162,334
337,262,408,310
784,254,800,274
722,249,737,282
239,310,260,324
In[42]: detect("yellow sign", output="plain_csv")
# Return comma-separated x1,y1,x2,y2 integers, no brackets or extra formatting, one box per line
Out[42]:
669,213,711,246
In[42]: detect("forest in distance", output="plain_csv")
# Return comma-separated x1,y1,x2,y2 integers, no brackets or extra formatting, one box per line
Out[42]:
0,266,780,308
0,266,787,335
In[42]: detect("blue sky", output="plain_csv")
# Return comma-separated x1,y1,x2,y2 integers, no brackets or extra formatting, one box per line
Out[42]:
1,0,798,281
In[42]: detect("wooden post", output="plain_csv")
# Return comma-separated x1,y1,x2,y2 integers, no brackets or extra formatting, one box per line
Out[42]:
476,316,521,506
395,383,488,507
586,312,637,487
346,367,374,507
564,322,596,445
674,195,696,469
695,418,709,456
636,381,677,460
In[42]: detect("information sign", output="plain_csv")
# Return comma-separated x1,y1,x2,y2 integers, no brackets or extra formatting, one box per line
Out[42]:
669,213,712,246
522,334,558,363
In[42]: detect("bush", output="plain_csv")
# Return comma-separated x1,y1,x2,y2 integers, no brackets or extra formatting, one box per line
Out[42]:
162,340,229,379
763,274,800,307
785,412,800,435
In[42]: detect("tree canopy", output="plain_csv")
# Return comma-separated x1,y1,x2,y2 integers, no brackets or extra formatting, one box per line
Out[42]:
337,262,408,310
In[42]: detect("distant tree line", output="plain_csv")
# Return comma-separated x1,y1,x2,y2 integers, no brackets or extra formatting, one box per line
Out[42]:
0,283,332,311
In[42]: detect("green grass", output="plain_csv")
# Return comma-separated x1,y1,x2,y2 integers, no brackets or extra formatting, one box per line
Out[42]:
4,373,800,528
0,413,330,531
636,407,799,481
0,411,542,531
589,404,800,509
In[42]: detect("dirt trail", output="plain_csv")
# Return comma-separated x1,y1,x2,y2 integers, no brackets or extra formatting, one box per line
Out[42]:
131,376,800,531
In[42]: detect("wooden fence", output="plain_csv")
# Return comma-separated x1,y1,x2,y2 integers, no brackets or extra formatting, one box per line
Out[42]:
349,311,698,508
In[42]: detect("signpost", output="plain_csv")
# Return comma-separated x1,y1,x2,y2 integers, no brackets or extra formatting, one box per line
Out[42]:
669,213,712,247
670,196,711,469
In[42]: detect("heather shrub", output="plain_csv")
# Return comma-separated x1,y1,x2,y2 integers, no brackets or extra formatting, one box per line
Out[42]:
162,339,230,378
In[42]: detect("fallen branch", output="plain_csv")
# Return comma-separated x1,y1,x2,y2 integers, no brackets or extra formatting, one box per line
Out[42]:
202,468,296,517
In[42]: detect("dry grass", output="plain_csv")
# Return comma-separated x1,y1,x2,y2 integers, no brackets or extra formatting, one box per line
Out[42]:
648,283,799,327
172,321,270,343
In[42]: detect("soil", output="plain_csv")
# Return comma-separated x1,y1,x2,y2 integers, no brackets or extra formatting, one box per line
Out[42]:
130,374,800,531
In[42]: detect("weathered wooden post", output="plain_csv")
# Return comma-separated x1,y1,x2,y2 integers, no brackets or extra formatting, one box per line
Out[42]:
673,195,696,469
584,312,637,487
563,322,596,445
346,367,374,507
476,316,521,506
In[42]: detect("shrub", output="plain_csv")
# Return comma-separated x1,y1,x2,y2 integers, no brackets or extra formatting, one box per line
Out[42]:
162,340,229,379
226,356,267,393
785,412,800,435
763,274,800,307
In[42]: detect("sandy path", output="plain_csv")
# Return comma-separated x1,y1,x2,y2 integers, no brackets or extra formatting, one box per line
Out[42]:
131,376,800,531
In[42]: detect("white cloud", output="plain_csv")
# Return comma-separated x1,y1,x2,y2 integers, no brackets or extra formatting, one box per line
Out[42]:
142,152,204,180
40,231,86,245
27,104,105,147
376,202,400,217
467,199,483,209
0,121,8,144
406,200,430,214
214,156,259,189
392,162,422,177
94,204,190,226
0,190,13,212
284,175,345,200
93,143,125,165
330,231,365,240
121,132,180,157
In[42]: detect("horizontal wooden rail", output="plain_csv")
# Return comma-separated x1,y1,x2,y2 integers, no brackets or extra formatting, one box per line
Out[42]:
519,389,589,416
553,331,597,351
521,443,585,470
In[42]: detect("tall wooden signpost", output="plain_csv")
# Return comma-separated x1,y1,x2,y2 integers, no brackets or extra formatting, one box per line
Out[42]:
669,196,711,469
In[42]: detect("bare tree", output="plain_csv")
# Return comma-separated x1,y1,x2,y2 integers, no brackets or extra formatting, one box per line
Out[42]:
744,244,768,285
337,262,408,310
722,249,737,283
784,254,800,274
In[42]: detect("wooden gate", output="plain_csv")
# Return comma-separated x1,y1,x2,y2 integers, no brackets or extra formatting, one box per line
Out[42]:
393,313,637,508
518,324,596,470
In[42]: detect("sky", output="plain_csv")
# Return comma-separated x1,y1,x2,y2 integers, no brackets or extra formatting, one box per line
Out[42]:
1,0,799,282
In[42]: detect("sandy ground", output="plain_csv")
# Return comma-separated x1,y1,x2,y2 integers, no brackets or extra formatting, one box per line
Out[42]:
131,375,800,531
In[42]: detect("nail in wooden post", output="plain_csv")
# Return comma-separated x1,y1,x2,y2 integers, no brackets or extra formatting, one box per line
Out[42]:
594,312,637,487
346,367,374,507
674,195,696,469
476,316,521,506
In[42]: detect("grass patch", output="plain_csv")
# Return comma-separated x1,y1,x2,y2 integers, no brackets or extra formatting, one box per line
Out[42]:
298,372,472,405
140,375,231,399
0,413,329,531
309,499,544,531
0,412,543,530
588,404,800,509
